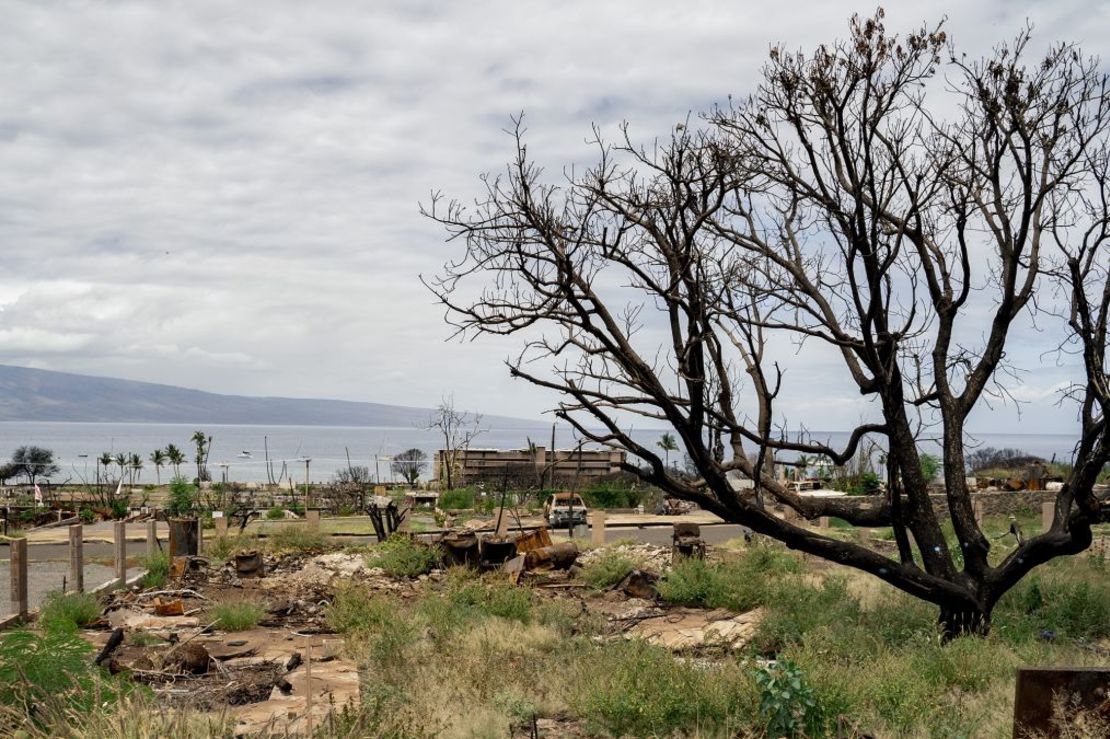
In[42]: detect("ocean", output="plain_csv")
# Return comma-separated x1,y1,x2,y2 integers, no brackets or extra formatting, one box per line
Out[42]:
0,421,1084,485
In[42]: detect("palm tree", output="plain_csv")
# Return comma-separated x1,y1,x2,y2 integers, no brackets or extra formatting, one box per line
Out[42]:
191,430,212,482
129,452,143,485
657,432,678,469
165,444,185,477
795,454,812,481
114,453,127,483
149,449,167,485
98,452,113,484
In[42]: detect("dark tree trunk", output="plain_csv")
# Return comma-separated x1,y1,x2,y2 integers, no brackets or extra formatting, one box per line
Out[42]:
938,605,991,640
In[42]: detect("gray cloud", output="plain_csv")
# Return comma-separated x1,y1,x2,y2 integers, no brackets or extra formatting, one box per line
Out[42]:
0,1,1103,434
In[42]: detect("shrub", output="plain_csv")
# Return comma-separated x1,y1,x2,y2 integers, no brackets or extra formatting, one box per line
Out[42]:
78,507,95,524
166,476,195,517
0,629,125,730
38,592,101,633
369,535,439,578
753,659,823,738
579,480,645,509
109,497,130,519
579,550,638,589
210,601,263,631
265,506,286,520
437,487,476,510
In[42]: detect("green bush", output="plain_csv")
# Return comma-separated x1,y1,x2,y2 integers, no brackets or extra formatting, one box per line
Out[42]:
753,659,823,738
38,592,101,633
579,480,645,509
78,507,95,524
579,550,638,589
0,629,125,730
109,497,130,519
166,476,195,516
210,601,264,631
437,487,477,510
265,506,286,520
368,535,439,577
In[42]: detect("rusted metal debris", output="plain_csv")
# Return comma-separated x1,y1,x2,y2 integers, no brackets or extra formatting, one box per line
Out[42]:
235,551,265,578
671,522,706,561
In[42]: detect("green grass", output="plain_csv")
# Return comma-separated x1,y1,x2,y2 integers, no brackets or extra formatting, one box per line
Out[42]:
266,525,327,552
658,545,802,612
38,592,101,633
209,601,264,631
579,549,639,589
368,535,439,578
138,550,170,589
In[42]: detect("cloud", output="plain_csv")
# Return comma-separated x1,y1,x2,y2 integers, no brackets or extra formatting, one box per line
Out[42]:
0,0,1102,434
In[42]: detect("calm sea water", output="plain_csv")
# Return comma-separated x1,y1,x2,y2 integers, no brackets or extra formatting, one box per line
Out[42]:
0,421,1084,484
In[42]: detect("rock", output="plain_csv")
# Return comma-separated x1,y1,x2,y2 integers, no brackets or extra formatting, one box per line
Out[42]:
177,642,211,674
627,607,764,652
617,569,659,599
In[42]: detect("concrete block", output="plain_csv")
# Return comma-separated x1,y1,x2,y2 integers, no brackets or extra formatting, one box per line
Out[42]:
9,538,27,618
68,524,84,593
590,511,606,545
114,521,127,588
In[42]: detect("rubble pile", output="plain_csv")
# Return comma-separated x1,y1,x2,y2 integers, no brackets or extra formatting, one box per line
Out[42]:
579,542,672,572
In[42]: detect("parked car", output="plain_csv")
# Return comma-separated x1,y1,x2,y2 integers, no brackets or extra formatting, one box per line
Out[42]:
543,492,589,527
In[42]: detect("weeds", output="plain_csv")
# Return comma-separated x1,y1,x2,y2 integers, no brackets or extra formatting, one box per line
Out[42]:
266,525,327,553
209,601,263,631
579,550,638,589
38,592,101,633
368,535,439,578
139,550,170,589
658,545,801,612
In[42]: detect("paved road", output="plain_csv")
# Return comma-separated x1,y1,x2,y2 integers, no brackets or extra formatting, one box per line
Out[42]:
1,520,747,617
0,560,117,617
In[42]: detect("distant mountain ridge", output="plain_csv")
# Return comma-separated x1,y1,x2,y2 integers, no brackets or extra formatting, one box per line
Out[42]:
0,364,535,427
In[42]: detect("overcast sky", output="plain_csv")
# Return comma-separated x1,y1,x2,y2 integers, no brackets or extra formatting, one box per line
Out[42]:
0,1,1105,435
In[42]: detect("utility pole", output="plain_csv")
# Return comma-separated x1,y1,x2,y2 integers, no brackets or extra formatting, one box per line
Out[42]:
302,458,311,511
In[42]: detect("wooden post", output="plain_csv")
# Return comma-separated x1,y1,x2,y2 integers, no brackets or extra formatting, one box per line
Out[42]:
973,501,985,525
146,519,158,559
215,515,228,537
68,524,84,593
306,509,320,532
9,537,27,619
114,521,126,588
818,516,830,529
1041,501,1054,532
590,510,606,546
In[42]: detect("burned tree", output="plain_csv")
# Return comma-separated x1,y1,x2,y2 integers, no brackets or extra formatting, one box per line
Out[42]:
427,397,484,490
425,12,1110,637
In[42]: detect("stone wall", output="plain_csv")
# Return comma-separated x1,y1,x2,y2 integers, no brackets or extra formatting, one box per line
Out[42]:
831,489,1056,518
